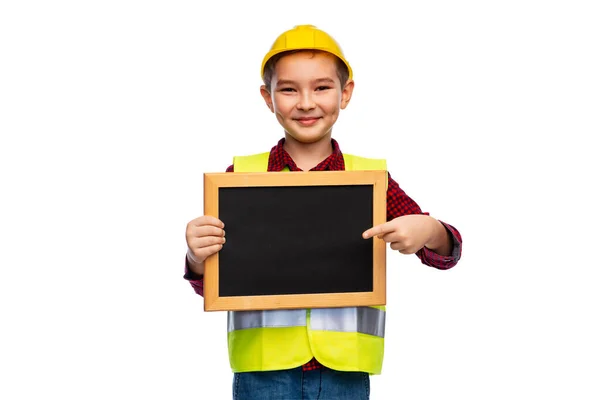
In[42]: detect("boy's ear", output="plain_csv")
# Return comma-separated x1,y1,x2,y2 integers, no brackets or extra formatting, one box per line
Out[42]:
340,80,355,110
260,85,274,113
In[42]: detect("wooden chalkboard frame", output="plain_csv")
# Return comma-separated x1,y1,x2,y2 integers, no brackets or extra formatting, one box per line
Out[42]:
203,171,387,311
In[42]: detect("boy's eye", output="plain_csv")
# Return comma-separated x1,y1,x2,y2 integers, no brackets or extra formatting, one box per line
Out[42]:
279,87,295,92
316,86,332,91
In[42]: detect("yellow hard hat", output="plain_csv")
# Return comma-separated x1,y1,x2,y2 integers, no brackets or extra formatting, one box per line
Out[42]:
260,25,353,80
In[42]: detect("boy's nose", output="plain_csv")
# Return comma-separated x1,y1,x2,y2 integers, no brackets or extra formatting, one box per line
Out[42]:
296,93,316,110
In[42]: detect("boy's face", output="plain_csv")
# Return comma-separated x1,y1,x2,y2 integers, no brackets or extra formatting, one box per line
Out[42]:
260,51,354,145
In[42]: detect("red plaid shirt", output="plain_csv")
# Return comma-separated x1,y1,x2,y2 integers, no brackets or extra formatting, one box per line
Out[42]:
185,138,462,370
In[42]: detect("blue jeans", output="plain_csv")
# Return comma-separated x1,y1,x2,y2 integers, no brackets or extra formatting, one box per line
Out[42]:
232,366,370,400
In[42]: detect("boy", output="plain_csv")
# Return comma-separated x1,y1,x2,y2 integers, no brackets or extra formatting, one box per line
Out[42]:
184,25,462,400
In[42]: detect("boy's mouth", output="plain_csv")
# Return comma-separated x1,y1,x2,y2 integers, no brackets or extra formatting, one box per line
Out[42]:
295,117,321,126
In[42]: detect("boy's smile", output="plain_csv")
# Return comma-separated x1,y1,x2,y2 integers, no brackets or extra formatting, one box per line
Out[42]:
295,117,321,127
260,50,354,147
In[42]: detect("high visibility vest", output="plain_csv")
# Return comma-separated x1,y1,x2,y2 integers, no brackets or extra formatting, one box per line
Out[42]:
228,152,387,374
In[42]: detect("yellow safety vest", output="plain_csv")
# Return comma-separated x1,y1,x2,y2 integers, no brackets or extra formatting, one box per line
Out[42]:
228,152,387,374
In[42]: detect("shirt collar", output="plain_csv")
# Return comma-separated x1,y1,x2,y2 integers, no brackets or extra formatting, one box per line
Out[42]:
268,138,345,171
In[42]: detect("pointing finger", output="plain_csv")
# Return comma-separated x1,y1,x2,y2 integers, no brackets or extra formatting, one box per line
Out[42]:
362,221,395,239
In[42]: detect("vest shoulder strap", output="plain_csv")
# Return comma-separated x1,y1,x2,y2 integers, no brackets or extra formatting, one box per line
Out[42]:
343,154,388,191
342,154,387,171
233,152,270,172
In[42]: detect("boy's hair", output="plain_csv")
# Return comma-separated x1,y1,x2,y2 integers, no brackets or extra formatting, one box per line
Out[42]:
262,50,350,92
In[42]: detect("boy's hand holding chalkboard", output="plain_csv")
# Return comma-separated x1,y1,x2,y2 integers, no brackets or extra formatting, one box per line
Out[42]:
186,215,226,276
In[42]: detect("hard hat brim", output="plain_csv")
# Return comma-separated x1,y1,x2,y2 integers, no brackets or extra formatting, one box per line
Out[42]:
260,48,353,81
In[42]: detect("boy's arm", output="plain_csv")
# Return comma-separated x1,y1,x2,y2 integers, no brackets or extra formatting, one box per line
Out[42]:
385,172,462,269
416,221,462,270
184,256,205,296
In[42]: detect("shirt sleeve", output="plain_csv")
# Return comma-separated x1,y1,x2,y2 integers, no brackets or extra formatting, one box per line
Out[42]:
184,256,204,296
183,165,234,296
386,172,462,270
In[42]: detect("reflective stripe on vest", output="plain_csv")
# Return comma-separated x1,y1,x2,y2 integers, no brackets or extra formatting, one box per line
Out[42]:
228,307,385,338
228,309,306,332
310,307,385,338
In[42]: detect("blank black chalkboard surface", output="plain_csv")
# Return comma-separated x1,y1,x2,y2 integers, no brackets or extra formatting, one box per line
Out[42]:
203,171,387,311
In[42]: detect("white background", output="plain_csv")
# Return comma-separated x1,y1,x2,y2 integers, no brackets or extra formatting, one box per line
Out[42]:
1,1,599,399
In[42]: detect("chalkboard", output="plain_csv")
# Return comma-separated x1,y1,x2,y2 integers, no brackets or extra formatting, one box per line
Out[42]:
203,171,387,311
